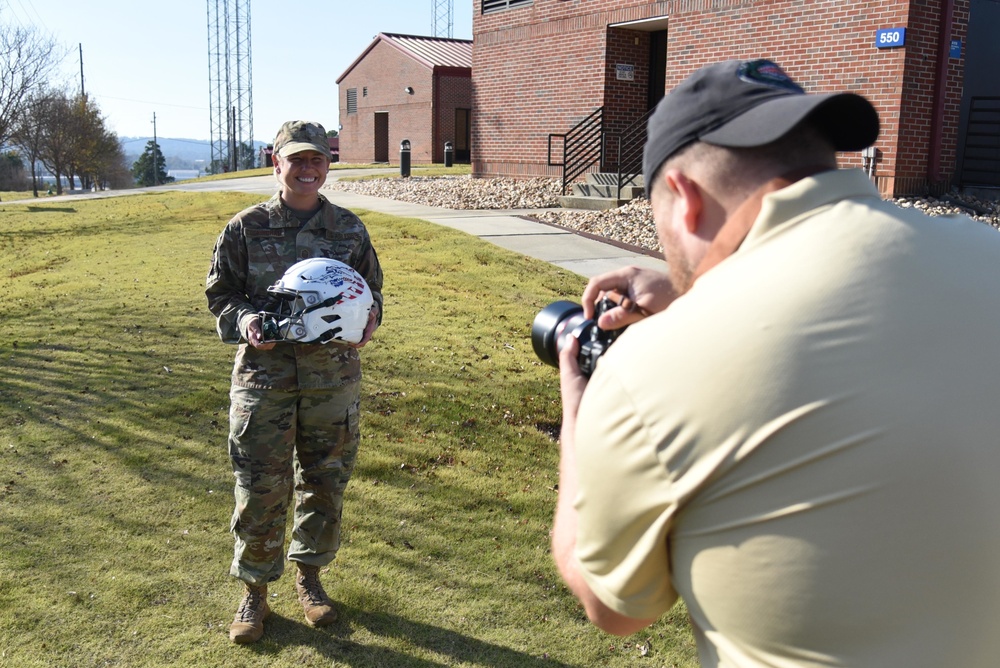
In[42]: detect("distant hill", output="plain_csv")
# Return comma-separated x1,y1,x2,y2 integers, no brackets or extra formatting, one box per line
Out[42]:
119,136,267,170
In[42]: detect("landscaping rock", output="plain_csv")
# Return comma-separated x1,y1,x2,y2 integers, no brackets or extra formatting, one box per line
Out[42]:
328,175,1000,254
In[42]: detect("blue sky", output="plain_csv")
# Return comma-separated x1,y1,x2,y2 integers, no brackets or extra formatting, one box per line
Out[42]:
20,1,473,142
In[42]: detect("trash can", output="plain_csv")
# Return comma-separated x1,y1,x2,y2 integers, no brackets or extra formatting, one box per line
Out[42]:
444,141,454,168
400,139,411,178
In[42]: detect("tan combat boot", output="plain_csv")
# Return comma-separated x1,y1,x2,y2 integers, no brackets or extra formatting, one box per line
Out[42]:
229,583,270,644
295,564,338,627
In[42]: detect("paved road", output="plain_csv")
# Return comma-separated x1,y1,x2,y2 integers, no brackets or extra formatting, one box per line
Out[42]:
11,170,665,278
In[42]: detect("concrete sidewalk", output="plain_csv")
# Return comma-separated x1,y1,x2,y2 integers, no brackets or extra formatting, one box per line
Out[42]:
10,171,666,279
321,187,665,278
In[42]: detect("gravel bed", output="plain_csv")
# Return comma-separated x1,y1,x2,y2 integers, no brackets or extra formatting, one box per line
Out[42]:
328,174,1000,254
329,174,563,209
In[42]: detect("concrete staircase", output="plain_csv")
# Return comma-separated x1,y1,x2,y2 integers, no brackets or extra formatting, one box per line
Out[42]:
558,172,645,210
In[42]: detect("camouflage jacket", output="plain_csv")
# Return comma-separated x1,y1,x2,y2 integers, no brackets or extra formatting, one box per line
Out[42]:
205,192,384,390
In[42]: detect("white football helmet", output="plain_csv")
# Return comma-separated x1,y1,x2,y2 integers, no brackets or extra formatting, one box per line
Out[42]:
258,258,374,344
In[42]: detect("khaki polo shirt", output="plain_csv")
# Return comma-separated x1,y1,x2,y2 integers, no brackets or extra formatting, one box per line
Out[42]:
574,169,1000,667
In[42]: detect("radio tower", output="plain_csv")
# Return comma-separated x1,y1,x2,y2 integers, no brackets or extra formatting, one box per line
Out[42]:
207,0,254,173
432,0,454,38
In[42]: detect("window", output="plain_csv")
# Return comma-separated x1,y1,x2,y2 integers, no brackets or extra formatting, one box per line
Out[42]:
363,86,368,97
347,88,357,114
482,0,532,14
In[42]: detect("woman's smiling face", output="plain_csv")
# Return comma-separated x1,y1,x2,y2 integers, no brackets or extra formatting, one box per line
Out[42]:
274,149,330,209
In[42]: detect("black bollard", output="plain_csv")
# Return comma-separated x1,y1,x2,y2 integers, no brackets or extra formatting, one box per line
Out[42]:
400,139,411,178
444,141,454,168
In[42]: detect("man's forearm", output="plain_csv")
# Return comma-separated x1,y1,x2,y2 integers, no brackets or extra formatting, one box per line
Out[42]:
551,420,655,637
552,418,581,587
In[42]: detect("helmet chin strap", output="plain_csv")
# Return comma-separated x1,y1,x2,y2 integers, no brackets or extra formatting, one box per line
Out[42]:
317,328,344,343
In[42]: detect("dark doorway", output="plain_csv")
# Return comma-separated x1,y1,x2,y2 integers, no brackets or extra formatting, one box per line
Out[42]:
374,112,389,163
957,0,1000,188
455,108,471,163
648,29,667,111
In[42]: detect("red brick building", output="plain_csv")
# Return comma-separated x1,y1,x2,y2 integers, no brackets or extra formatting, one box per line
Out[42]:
472,0,975,196
337,33,472,165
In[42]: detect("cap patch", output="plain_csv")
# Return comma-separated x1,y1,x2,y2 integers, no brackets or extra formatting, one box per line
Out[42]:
737,59,804,94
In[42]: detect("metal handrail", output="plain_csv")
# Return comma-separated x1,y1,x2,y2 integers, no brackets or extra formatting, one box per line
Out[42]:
615,107,654,199
547,107,604,194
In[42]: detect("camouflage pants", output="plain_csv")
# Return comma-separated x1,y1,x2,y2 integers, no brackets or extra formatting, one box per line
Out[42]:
227,382,361,585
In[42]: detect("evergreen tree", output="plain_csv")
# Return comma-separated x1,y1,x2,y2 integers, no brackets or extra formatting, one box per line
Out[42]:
0,151,26,190
131,140,173,186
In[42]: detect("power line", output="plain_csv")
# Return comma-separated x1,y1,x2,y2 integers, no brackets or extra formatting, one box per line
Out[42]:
11,0,48,34
1,0,29,30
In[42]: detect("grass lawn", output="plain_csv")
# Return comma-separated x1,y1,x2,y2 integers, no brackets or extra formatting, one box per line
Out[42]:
0,190,41,201
0,191,697,667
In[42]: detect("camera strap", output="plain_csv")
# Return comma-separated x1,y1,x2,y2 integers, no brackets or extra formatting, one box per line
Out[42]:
691,165,831,282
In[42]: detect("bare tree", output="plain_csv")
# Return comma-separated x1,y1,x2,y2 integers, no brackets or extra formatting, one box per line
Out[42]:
36,89,73,194
15,88,132,195
11,89,54,197
0,22,60,147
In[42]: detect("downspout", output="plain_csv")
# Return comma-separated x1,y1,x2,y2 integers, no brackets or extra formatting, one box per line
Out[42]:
432,67,440,165
929,0,957,184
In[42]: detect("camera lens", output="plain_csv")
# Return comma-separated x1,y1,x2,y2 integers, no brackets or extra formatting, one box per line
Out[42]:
531,300,592,368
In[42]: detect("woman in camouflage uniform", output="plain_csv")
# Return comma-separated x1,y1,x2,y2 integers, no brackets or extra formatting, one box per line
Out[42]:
206,120,383,644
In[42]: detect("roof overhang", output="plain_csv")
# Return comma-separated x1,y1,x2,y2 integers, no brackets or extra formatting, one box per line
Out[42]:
336,33,472,84
608,16,669,32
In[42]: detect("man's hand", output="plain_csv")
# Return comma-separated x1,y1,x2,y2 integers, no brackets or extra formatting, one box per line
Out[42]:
582,266,677,330
349,304,380,349
246,316,276,350
558,336,587,428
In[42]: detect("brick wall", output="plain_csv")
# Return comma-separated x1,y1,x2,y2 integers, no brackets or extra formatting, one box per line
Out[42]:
894,0,968,194
434,73,473,163
473,2,623,178
472,0,970,195
339,41,435,165
604,28,652,143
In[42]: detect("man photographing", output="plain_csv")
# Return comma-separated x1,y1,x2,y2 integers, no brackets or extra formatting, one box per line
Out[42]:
552,59,1000,666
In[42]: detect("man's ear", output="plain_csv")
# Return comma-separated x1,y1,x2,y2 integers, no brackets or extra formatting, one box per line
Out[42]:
663,169,703,234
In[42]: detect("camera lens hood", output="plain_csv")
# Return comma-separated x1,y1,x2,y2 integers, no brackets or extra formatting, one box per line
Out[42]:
531,300,584,368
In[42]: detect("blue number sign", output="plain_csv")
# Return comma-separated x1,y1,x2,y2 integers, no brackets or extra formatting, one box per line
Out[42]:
876,28,906,49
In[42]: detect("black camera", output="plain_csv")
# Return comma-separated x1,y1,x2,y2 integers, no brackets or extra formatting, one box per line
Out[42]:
531,297,624,377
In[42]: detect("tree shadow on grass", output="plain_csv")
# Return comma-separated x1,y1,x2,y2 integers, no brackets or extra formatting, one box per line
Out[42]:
24,206,77,213
245,606,575,668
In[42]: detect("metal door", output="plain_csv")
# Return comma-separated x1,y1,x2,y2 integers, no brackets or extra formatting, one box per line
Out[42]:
374,112,389,163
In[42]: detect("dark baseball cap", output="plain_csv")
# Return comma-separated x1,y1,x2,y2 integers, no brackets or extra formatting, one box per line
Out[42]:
643,59,880,189
273,120,332,160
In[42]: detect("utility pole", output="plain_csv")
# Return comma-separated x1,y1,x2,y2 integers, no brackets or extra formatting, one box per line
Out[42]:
79,43,85,97
152,112,158,186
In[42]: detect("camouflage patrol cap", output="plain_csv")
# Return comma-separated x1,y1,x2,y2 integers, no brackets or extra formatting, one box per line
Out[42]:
273,120,332,160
